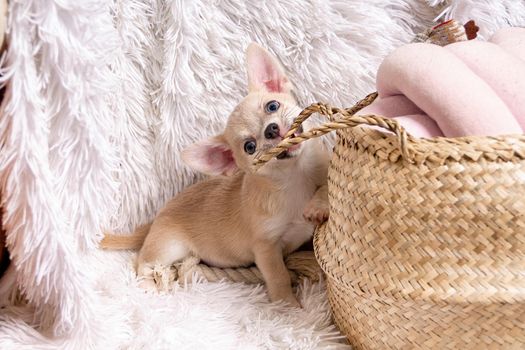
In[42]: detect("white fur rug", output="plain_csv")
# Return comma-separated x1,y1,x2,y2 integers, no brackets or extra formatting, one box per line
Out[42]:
0,0,523,349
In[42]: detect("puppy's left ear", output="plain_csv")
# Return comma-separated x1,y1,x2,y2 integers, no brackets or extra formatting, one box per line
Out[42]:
181,135,238,176
246,43,293,94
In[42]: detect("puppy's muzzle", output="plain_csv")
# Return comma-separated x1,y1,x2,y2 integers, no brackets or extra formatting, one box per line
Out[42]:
275,124,304,159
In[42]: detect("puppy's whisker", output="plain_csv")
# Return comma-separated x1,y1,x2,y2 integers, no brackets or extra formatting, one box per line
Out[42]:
255,144,274,159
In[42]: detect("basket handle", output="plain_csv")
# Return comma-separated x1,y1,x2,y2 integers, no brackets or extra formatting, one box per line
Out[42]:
252,92,414,169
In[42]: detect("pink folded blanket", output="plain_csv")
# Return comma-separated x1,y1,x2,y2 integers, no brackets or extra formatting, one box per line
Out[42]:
357,27,525,138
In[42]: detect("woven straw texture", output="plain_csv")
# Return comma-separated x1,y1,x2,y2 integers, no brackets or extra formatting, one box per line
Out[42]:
255,93,525,349
315,125,525,349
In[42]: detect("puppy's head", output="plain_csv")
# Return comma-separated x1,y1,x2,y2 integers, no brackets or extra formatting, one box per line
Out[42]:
183,43,304,176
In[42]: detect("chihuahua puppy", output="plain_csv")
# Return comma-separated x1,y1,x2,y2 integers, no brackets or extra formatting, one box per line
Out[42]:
101,43,329,307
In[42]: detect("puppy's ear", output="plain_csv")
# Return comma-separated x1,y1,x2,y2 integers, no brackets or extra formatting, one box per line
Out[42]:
181,135,237,176
246,43,292,94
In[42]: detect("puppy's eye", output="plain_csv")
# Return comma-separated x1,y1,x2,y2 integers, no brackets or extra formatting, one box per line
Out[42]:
264,100,280,113
244,140,256,155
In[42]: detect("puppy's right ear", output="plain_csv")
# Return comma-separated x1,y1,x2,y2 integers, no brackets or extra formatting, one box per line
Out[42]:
181,135,238,176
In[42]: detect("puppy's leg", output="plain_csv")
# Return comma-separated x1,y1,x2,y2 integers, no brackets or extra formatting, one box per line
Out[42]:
303,184,329,225
136,223,190,291
254,241,299,307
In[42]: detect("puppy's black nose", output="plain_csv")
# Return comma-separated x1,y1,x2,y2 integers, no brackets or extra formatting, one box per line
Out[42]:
264,123,280,139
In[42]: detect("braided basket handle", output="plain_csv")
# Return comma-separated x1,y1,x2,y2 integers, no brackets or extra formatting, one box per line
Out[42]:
253,92,414,169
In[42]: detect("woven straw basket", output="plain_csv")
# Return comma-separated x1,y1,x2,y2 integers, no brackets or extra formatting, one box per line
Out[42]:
254,93,525,349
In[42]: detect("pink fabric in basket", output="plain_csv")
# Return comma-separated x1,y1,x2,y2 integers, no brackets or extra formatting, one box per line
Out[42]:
357,27,525,138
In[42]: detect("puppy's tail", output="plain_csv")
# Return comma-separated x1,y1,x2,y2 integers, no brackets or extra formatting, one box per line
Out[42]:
99,223,151,250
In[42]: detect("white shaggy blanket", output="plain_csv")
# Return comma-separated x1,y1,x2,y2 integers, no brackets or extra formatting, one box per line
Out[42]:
0,0,523,348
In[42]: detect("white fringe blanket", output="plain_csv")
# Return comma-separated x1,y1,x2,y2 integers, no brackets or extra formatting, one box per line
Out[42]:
0,0,522,348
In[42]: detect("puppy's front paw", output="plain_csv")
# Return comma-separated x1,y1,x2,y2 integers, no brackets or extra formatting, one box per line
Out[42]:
303,202,329,226
271,292,301,308
283,295,301,308
138,278,158,292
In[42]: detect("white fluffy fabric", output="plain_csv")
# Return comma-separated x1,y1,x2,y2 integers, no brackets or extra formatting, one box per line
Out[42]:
0,0,522,348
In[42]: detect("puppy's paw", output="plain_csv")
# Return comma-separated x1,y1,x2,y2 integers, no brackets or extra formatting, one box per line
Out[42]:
283,295,302,308
270,292,302,308
303,202,329,226
138,278,158,293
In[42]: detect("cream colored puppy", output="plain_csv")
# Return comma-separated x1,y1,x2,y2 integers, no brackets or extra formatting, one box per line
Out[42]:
101,43,329,307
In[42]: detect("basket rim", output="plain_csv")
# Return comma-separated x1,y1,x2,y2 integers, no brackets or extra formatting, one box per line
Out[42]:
340,126,525,165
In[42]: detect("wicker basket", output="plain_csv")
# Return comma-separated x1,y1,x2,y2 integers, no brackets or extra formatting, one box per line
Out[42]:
254,93,525,349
